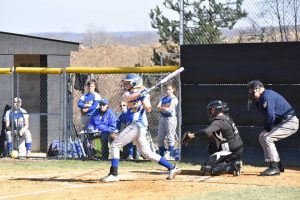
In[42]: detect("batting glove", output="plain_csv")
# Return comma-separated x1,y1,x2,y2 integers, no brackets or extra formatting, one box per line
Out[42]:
140,88,150,98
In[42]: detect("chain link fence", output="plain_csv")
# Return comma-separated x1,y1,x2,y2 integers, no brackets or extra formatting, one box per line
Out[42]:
0,72,64,158
182,0,300,44
72,72,181,160
0,70,182,161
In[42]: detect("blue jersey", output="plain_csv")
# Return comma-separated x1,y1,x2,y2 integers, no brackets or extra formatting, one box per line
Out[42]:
256,89,295,131
78,92,101,116
4,108,28,130
124,91,149,128
88,108,117,134
159,95,178,118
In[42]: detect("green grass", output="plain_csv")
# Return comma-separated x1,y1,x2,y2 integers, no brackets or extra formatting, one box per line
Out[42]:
176,186,300,200
94,138,102,158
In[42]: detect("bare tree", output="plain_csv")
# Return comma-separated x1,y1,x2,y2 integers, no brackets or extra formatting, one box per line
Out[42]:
257,0,300,42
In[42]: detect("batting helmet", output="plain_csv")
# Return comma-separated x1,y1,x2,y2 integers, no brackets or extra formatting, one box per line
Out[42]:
122,73,142,89
207,100,228,121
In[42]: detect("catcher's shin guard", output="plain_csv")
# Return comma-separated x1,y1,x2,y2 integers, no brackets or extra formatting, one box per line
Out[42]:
210,163,231,176
210,161,242,176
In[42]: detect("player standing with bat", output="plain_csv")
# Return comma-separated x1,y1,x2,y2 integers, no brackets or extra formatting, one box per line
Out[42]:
5,97,32,157
101,68,184,182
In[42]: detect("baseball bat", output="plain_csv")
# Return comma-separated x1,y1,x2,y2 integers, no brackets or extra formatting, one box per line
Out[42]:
149,67,184,91
73,124,87,159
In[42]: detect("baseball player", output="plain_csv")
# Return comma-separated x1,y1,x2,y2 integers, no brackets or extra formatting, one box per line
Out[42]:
5,97,32,157
182,100,243,176
247,80,299,176
77,79,101,129
157,84,178,160
101,73,181,182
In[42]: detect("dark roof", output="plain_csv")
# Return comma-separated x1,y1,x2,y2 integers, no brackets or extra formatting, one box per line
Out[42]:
0,31,80,45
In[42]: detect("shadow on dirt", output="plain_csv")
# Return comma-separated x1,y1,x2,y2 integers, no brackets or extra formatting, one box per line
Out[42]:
10,177,98,184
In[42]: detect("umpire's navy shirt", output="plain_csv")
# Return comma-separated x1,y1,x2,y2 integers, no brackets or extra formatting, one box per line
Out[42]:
256,89,295,132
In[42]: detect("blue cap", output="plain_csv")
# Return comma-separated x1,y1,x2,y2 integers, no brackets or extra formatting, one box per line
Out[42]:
99,98,109,105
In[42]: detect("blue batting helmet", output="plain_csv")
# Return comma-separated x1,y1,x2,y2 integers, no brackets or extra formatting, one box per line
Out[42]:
122,73,142,89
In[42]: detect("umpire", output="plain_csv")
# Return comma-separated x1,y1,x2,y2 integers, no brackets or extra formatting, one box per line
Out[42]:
247,80,299,176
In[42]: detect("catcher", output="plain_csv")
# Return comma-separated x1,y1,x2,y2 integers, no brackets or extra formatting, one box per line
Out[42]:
182,100,243,176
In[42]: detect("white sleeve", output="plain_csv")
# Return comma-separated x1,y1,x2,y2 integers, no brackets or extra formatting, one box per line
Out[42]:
157,98,163,107
80,94,85,101
95,92,101,101
172,97,179,106
4,110,10,122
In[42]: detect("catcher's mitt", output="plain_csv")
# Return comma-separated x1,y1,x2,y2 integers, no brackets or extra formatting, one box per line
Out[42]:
181,131,194,146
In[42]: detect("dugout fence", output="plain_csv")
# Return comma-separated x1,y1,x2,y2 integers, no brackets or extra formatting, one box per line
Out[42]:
0,66,182,160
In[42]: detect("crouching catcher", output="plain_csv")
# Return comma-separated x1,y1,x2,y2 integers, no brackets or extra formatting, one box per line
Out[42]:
182,100,243,176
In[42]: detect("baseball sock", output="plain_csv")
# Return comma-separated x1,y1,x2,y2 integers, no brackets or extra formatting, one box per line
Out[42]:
110,159,119,176
7,142,12,152
169,146,174,157
25,143,31,151
158,157,174,170
159,146,165,157
129,146,134,157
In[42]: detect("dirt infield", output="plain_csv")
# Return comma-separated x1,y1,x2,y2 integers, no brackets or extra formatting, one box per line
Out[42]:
0,159,300,200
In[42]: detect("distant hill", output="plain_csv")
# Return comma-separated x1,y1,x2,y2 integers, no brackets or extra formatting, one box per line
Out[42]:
29,31,159,46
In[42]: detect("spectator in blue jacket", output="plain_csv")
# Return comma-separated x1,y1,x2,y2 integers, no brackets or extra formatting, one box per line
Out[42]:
87,98,117,160
77,79,101,130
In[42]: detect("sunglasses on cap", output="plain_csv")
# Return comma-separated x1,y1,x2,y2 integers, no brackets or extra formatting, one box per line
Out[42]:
120,104,127,107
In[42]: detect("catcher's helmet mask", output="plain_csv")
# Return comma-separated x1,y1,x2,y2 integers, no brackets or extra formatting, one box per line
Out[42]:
207,100,228,121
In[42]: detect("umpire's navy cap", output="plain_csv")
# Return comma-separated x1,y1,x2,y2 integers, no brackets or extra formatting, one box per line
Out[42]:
247,80,264,89
99,98,109,105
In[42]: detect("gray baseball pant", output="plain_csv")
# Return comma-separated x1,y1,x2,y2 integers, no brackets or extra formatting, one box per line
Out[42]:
259,115,299,162
158,116,177,147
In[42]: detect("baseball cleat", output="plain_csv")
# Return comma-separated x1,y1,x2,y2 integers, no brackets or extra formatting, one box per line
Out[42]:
26,150,31,157
101,174,120,182
260,167,280,176
126,155,134,160
167,166,181,180
233,160,242,176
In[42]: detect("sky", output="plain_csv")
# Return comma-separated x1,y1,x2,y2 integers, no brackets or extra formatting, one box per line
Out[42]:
0,0,178,34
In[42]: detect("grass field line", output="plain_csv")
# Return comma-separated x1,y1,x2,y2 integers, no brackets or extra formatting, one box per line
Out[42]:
0,170,96,180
